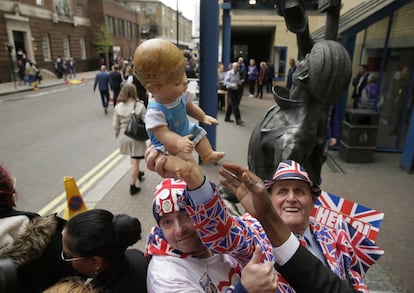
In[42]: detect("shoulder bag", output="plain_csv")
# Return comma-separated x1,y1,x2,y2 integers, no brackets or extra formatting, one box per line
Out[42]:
124,102,148,141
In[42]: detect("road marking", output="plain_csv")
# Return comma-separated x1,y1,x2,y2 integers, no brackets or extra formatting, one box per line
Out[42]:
25,87,70,98
38,149,122,216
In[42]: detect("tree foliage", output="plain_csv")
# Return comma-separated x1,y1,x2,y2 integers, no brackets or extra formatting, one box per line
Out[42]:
95,24,114,66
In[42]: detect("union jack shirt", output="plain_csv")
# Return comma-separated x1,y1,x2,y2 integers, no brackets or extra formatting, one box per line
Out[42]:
182,182,383,293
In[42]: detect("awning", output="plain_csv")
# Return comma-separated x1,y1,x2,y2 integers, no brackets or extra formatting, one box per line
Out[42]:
311,0,412,41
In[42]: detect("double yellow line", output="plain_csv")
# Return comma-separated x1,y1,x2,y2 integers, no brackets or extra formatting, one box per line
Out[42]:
38,149,124,216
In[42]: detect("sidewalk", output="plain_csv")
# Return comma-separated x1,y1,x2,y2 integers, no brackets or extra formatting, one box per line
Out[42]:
0,71,98,97
1,75,412,292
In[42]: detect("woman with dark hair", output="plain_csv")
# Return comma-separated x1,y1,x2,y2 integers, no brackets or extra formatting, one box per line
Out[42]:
62,209,148,292
0,163,77,293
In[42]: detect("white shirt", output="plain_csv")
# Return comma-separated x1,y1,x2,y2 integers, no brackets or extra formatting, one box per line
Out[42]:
147,253,241,293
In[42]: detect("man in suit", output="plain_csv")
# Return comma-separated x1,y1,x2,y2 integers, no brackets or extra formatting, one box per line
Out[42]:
286,58,296,90
145,150,379,292
266,60,275,93
93,65,111,114
351,64,369,109
217,160,382,293
109,65,123,107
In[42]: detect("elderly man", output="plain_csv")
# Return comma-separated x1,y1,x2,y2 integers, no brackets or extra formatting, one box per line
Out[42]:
146,150,382,293
224,62,244,125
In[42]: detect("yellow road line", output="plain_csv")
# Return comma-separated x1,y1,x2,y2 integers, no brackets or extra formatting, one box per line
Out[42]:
38,149,121,216
50,153,124,215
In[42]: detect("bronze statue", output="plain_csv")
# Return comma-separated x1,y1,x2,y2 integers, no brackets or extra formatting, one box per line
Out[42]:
247,0,351,188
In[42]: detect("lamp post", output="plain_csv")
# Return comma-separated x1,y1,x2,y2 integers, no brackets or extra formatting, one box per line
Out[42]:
5,43,17,89
135,7,140,46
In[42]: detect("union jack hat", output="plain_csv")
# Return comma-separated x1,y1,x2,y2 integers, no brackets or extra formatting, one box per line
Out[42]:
152,178,187,223
265,160,321,196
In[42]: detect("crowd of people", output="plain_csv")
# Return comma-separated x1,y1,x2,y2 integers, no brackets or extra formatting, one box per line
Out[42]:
218,57,277,126
1,147,382,292
2,39,385,293
15,48,42,87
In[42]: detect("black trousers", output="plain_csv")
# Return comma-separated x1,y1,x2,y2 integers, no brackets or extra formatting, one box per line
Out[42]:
225,89,241,120
99,89,109,109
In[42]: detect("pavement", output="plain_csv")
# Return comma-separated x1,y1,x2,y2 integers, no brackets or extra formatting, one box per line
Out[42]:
1,73,413,293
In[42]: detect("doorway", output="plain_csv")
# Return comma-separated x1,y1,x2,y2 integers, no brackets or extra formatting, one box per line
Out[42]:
13,31,26,60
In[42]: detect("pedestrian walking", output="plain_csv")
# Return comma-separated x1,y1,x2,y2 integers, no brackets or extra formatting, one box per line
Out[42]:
247,59,258,98
68,57,76,79
255,61,267,99
266,60,275,93
112,83,146,195
224,62,245,125
54,56,64,79
109,64,123,107
93,65,111,114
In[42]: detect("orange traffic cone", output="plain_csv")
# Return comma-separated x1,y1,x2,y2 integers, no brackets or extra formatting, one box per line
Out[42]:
63,176,88,220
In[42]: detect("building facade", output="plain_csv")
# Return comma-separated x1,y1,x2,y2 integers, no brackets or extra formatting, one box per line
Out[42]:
217,0,413,166
0,0,193,83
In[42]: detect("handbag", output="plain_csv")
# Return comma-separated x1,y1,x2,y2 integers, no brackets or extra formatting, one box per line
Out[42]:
124,102,148,141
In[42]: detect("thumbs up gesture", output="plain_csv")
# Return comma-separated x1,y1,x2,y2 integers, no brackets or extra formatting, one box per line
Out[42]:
240,245,278,293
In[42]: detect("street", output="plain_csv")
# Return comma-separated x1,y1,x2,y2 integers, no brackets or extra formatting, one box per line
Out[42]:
0,80,413,293
0,81,119,213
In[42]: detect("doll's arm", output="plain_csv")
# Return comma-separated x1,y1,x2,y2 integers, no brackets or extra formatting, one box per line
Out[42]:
151,125,195,154
186,102,218,125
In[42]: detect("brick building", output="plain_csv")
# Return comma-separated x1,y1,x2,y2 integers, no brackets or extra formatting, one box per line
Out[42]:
0,0,193,83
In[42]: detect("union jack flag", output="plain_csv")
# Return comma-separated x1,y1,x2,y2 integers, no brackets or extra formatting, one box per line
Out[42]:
334,214,384,276
311,191,384,242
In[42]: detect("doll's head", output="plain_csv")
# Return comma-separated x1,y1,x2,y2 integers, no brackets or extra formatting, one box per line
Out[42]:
134,39,186,87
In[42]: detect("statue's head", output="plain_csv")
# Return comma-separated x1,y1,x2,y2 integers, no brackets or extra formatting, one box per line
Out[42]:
291,40,352,105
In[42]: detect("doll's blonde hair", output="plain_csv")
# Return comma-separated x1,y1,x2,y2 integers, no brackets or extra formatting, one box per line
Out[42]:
134,39,185,85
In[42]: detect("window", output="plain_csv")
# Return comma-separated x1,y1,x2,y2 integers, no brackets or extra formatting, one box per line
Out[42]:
117,19,124,36
76,3,82,16
146,5,155,15
63,36,70,58
80,37,86,60
41,34,51,61
106,16,114,35
273,47,287,81
126,21,132,38
36,0,44,5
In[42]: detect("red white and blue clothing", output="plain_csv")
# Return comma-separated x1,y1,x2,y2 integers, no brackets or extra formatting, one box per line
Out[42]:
182,178,383,293
145,225,242,293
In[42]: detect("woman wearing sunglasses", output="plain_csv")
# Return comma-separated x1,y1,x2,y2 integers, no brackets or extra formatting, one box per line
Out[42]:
61,209,148,292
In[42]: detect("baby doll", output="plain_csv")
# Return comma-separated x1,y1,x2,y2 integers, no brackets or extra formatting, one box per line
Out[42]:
134,39,225,167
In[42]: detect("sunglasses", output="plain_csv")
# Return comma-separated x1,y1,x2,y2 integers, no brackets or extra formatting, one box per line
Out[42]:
61,251,86,262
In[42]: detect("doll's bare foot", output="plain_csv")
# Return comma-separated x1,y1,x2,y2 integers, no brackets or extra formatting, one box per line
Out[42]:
201,151,225,164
